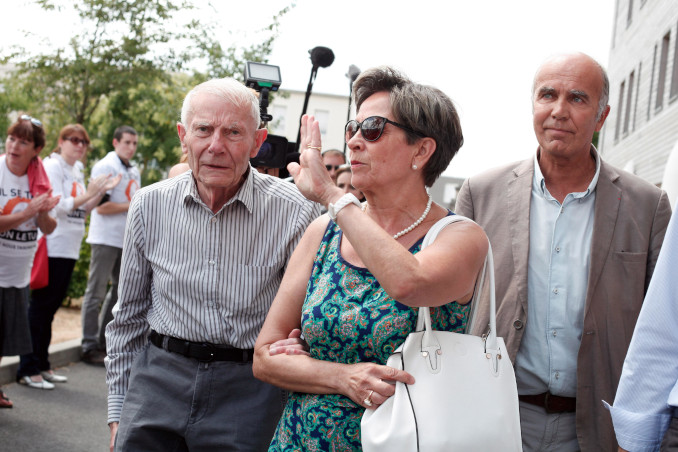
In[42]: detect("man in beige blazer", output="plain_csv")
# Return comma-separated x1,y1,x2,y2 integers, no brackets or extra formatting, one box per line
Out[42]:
456,53,671,451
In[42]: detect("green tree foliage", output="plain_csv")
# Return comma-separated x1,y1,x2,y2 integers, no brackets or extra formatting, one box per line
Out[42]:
0,0,291,175
0,0,292,302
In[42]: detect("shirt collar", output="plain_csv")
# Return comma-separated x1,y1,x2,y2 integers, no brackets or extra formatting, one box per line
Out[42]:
50,152,70,168
533,144,601,199
116,152,133,168
182,165,256,215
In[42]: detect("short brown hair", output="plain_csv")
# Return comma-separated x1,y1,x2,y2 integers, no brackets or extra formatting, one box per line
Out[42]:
7,113,46,151
353,67,463,187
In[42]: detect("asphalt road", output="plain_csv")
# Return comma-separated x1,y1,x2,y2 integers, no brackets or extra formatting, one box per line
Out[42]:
0,361,110,452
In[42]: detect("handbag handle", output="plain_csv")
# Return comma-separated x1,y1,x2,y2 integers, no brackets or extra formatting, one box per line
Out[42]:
415,215,498,352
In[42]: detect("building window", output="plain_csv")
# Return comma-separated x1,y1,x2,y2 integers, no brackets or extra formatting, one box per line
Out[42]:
623,71,634,134
633,62,641,131
656,32,671,110
671,22,678,99
627,0,633,26
271,105,287,135
314,109,329,136
615,81,625,141
649,45,657,119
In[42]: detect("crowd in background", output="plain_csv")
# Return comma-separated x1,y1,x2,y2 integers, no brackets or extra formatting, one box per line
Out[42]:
0,52,677,452
0,119,140,406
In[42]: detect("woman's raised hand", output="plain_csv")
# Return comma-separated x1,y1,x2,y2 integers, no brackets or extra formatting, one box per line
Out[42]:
288,115,339,205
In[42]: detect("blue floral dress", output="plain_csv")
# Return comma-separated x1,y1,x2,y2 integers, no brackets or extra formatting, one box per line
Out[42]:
269,218,470,451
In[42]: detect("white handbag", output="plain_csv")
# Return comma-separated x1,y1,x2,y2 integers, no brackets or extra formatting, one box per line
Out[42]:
361,215,522,451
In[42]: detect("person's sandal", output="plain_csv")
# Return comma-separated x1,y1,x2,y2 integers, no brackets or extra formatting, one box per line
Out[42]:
0,390,13,408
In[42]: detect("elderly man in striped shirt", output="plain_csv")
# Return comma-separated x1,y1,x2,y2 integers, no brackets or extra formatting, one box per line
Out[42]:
105,77,321,451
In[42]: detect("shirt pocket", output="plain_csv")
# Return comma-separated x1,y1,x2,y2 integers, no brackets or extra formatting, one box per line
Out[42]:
228,262,283,319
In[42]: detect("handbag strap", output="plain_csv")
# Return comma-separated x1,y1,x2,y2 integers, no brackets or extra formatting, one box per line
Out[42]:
415,215,498,351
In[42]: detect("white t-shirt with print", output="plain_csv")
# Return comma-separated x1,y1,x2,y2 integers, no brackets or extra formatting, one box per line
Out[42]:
86,151,140,249
43,153,87,260
0,154,39,288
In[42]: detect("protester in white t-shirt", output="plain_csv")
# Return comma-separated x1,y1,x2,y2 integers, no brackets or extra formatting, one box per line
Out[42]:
81,125,140,365
0,114,58,405
16,124,121,388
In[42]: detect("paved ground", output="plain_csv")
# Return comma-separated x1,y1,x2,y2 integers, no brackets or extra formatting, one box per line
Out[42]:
0,305,110,452
0,361,110,452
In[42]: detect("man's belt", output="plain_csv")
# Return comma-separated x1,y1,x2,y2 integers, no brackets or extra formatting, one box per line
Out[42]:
518,392,576,413
149,330,253,363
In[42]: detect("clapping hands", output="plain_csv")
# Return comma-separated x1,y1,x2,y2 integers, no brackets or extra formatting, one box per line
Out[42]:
87,173,122,198
26,190,60,216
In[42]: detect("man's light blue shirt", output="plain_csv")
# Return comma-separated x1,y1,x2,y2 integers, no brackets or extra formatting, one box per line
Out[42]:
607,209,678,452
515,149,600,397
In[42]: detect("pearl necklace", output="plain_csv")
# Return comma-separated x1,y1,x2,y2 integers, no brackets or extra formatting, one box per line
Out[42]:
362,192,433,239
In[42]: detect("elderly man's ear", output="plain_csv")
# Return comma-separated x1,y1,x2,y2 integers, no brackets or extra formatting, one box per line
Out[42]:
250,128,268,158
177,123,188,151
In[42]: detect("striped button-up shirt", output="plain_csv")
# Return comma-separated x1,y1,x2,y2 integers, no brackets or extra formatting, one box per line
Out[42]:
106,167,321,423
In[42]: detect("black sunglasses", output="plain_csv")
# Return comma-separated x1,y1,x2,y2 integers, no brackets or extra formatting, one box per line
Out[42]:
20,114,43,129
325,164,342,171
345,116,424,143
64,136,90,146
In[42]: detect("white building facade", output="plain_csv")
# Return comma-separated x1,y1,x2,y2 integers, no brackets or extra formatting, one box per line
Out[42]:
600,0,678,201
268,89,353,155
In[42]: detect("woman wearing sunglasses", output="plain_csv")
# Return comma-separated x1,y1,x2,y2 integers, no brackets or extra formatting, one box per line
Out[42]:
0,114,59,407
15,124,121,390
254,66,488,450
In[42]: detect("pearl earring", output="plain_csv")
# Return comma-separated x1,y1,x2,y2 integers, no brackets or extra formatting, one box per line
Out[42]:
412,164,418,170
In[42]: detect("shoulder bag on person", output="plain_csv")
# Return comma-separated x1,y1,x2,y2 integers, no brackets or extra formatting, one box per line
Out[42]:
30,235,48,290
361,215,521,452
28,155,51,291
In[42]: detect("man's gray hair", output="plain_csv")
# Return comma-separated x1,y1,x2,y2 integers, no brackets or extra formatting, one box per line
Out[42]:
180,78,260,129
595,60,610,121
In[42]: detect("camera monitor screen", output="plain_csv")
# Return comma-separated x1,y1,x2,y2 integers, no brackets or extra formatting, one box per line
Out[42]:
245,62,281,90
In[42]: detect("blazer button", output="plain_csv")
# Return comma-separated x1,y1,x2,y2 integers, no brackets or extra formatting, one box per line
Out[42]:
513,319,524,330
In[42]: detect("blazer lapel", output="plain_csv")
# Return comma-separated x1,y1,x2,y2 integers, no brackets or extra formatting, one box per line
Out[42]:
585,161,621,314
506,158,533,312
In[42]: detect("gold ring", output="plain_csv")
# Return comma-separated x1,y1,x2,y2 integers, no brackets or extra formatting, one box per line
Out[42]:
307,145,322,151
363,390,374,407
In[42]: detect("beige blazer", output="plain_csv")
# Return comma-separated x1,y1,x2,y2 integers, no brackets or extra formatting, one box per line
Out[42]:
455,157,672,452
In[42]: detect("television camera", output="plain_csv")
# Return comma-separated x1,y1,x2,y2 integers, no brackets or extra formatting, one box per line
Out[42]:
244,62,291,170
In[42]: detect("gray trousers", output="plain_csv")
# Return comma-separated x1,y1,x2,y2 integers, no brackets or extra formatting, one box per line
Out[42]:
81,244,121,352
519,400,580,452
662,415,678,451
115,342,284,452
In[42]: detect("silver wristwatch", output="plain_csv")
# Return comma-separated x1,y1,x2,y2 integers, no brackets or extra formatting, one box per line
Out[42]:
327,193,361,221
